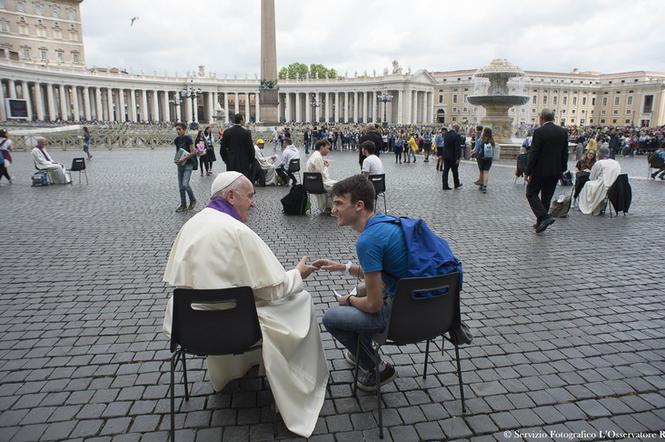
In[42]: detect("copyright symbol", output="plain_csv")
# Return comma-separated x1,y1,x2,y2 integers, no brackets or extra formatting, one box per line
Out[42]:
504,431,512,438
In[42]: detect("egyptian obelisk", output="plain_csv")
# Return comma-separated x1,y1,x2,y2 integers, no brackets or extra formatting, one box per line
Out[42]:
259,0,279,124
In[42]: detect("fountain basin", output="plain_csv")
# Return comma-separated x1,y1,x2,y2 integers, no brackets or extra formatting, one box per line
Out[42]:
467,95,529,107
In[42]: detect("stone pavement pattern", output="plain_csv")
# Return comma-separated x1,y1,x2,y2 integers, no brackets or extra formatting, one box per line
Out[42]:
0,147,664,442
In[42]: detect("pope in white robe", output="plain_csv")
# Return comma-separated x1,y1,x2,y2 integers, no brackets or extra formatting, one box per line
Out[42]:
31,137,71,184
578,148,622,216
162,172,329,438
305,142,337,213
254,139,277,185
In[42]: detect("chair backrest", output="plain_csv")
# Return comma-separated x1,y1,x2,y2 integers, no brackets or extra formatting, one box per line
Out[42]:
303,172,326,194
70,157,86,171
288,158,300,173
385,273,461,345
171,287,261,356
368,174,386,195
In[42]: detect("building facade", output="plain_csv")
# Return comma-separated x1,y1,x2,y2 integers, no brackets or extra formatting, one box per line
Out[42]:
0,0,663,127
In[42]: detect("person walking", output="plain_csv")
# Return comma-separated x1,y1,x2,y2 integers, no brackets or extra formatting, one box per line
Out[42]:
0,129,13,183
82,126,92,160
174,122,197,212
203,126,217,175
194,130,209,177
442,124,463,190
221,113,255,180
475,127,495,193
525,109,569,233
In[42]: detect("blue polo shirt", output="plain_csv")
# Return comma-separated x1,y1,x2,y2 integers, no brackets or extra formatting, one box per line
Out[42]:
356,214,409,298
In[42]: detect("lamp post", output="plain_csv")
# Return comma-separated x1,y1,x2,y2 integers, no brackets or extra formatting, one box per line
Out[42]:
310,98,321,123
378,91,393,126
175,75,202,127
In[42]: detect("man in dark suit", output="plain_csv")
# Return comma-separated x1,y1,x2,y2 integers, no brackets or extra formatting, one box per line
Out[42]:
442,123,463,190
359,124,383,168
525,109,569,233
221,113,255,180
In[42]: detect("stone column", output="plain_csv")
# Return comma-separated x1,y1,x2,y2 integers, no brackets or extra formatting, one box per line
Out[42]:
285,93,291,122
152,91,159,122
82,87,91,121
315,92,322,123
0,81,6,121
141,90,149,122
295,92,302,122
255,93,260,123
244,92,250,121
344,92,349,122
324,92,330,123
117,89,125,122
34,83,45,121
373,91,379,123
404,89,411,124
59,84,68,120
192,94,198,123
21,81,33,120
223,92,229,123
95,87,103,121
105,88,113,121
352,92,358,123
129,90,137,122
175,93,182,122
69,86,79,121
184,96,192,123
362,92,368,123
7,79,16,98
206,92,214,124
234,93,239,114
162,91,170,123
305,92,311,123
46,84,56,121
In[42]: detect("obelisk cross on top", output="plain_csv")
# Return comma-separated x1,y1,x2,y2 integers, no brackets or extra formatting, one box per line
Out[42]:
259,0,279,125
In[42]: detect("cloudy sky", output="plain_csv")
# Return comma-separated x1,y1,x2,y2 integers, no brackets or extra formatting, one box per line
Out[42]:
81,0,665,77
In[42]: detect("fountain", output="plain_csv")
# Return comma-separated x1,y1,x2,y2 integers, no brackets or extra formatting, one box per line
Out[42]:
468,59,529,155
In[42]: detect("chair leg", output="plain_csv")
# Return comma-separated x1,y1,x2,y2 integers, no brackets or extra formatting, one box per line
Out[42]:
441,335,445,355
375,345,383,440
382,193,387,214
423,339,430,380
181,352,189,401
170,353,176,441
78,171,81,185
84,170,88,184
454,344,466,412
352,335,361,397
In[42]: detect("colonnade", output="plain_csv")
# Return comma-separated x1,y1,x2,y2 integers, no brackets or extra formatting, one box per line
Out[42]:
0,77,434,125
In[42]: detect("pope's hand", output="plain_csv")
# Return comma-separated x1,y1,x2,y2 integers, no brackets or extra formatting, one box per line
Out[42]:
296,256,318,280
311,259,345,272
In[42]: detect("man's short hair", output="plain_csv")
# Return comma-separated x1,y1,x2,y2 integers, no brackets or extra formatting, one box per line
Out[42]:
331,175,375,212
314,139,329,151
360,140,376,155
366,123,377,132
175,122,187,130
452,124,460,131
540,108,555,122
476,125,483,132
598,146,610,158
283,137,292,145
233,113,244,124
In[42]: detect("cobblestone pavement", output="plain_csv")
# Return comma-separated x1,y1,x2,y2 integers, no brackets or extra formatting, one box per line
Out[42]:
0,146,664,442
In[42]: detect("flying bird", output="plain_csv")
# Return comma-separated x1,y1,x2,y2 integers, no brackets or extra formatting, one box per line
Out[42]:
130,17,139,27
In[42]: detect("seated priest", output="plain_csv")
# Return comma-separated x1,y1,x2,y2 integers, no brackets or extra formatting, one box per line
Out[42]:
31,137,71,184
305,139,337,214
252,138,277,186
578,146,622,216
162,171,329,438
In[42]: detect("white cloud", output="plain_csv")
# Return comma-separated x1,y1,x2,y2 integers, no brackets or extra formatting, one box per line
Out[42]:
80,0,665,76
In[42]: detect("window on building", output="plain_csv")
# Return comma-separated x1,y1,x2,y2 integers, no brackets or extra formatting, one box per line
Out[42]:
591,97,596,106
452,94,457,104
0,0,6,9
438,95,443,104
51,5,59,18
53,23,62,39
36,22,46,37
67,8,76,20
463,107,467,113
532,95,537,104
643,95,654,113
0,19,9,32
613,110,619,115
16,1,25,12
582,97,586,106
39,48,47,61
71,51,80,64
602,97,608,106
601,119,606,124
627,96,633,106
452,107,457,112
34,2,42,14
543,96,548,105
612,119,617,124
18,17,28,34
56,50,64,63
21,46,31,60
601,110,606,115
572,96,577,106
626,109,631,115
572,109,576,114
614,96,620,106
553,96,558,105
563,96,568,105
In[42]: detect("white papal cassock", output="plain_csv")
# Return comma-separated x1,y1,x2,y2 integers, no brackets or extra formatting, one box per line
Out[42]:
162,208,329,437
578,158,621,215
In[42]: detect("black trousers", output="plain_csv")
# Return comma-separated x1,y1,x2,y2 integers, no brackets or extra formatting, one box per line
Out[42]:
526,176,559,222
442,159,460,189
276,166,297,185
0,165,10,181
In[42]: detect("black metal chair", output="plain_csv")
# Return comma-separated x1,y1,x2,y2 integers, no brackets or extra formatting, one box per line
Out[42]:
169,287,277,440
68,157,88,184
288,158,301,183
368,174,387,213
352,273,465,439
303,172,328,214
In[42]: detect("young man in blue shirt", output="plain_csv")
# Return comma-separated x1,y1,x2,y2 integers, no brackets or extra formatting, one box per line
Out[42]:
313,175,408,391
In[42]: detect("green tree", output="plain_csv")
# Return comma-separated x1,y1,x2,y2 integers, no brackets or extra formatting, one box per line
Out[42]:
278,62,338,80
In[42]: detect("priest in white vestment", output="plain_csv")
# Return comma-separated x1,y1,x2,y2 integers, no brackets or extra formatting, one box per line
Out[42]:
253,139,277,185
31,137,71,184
305,139,337,213
162,171,329,438
578,146,622,215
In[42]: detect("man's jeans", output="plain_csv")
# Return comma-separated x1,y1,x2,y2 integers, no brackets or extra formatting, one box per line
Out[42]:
322,301,391,371
177,164,195,206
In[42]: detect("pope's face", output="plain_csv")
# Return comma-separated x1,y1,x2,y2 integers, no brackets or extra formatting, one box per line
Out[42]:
229,178,256,223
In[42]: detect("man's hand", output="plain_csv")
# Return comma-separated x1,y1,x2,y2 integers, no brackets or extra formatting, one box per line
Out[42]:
312,259,345,272
296,256,318,280
338,294,352,306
